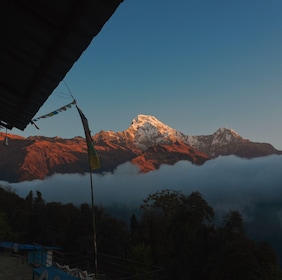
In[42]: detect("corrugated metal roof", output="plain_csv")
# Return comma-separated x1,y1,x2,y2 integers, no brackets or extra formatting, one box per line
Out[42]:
0,0,123,131
0,241,60,251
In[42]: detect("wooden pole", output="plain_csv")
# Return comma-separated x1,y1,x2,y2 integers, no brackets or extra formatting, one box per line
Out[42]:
89,168,98,279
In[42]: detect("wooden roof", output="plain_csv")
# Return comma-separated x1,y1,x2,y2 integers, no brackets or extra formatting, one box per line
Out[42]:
0,0,123,130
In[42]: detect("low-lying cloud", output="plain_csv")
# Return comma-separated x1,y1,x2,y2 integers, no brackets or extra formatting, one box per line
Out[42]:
5,155,281,213
2,155,282,260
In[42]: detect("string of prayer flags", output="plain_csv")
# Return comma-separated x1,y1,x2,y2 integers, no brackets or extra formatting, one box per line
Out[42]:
30,99,77,129
31,99,77,123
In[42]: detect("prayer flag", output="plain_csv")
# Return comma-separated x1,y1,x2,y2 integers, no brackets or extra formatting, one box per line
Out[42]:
32,100,76,122
76,106,100,170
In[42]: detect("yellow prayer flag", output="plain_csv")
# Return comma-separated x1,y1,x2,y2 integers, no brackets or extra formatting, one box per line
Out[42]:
76,106,100,170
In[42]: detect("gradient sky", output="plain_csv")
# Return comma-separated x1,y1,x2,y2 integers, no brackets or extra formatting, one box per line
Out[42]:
12,0,282,149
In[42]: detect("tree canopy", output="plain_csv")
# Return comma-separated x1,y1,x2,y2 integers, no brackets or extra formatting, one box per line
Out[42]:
0,186,282,279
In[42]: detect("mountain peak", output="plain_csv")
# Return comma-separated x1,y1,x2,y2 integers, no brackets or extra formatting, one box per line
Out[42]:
127,114,182,150
131,114,169,131
214,127,241,138
211,127,243,147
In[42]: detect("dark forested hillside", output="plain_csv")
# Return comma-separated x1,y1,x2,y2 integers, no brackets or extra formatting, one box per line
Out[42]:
0,186,282,279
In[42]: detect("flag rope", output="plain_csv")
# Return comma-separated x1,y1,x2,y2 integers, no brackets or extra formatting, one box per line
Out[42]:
30,99,77,128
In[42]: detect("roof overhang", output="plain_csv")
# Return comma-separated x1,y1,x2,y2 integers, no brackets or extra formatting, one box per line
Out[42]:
0,0,123,131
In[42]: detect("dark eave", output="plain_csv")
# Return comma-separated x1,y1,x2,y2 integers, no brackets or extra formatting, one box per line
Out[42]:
0,0,123,130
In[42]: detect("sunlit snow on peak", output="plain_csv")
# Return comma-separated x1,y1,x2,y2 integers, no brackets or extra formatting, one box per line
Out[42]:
128,114,185,150
216,127,240,137
131,114,174,133
212,127,242,146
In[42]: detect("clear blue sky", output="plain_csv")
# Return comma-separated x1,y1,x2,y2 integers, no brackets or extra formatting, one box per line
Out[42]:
13,0,282,149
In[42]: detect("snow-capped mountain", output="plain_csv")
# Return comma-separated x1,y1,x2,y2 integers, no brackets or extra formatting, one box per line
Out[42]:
185,127,245,157
121,115,277,159
126,114,187,150
124,115,245,155
0,114,281,182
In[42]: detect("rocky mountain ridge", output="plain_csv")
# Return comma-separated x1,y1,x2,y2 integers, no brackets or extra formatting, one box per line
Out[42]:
0,114,281,182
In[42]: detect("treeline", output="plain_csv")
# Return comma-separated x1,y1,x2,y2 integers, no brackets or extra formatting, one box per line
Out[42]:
0,186,282,279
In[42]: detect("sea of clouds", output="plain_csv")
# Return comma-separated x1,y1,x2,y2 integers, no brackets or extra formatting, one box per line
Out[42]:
4,154,281,214
2,155,282,260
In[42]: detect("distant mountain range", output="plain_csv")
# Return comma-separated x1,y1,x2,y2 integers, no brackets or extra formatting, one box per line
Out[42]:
0,114,281,183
